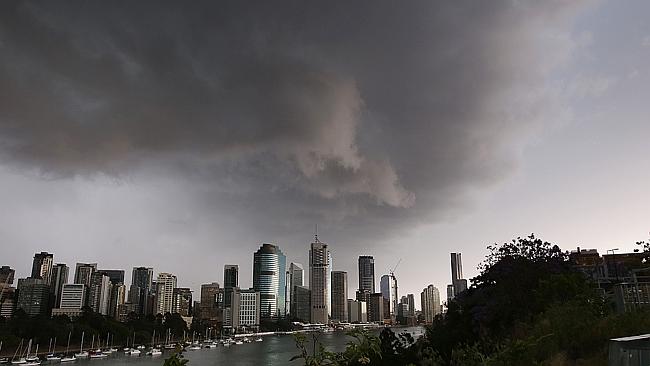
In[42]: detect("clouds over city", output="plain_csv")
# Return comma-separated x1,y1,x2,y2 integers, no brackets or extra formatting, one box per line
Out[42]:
0,0,593,282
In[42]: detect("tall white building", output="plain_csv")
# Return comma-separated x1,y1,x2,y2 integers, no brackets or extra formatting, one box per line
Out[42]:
327,252,332,317
310,236,330,324
238,289,260,329
59,284,86,309
156,272,177,315
380,274,398,319
420,284,440,324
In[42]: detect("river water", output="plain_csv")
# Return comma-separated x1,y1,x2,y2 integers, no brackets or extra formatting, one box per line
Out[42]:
59,327,424,366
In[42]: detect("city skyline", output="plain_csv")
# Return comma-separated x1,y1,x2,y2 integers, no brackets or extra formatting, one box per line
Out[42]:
1,0,650,310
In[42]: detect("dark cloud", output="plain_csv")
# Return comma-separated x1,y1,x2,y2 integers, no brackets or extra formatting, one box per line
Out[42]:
0,1,586,248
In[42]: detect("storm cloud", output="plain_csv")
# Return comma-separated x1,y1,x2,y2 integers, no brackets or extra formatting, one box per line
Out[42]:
0,1,594,290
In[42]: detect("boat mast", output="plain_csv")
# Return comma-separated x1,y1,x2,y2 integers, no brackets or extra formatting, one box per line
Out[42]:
80,331,85,353
66,332,71,355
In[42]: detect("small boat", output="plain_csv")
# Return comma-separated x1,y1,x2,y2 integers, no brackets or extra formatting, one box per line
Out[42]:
46,354,61,362
73,352,88,359
188,344,201,351
11,359,26,365
255,337,263,342
59,357,75,363
24,362,40,366
146,349,162,356
136,345,145,350
128,349,140,356
234,340,243,345
89,353,106,359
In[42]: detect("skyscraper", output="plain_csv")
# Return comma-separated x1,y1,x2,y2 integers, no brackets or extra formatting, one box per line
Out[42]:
223,265,239,310
380,274,398,320
451,253,462,282
331,271,348,322
309,237,329,324
172,287,192,316
289,263,303,318
74,263,97,288
16,277,50,316
130,267,153,315
367,293,385,323
358,256,375,293
406,293,415,317
450,253,467,297
51,263,69,308
421,284,441,324
289,263,304,287
224,265,239,288
253,243,286,319
31,252,54,284
89,272,112,315
156,272,177,315
199,282,220,324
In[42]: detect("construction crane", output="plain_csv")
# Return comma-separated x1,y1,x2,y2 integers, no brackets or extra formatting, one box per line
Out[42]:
389,258,402,277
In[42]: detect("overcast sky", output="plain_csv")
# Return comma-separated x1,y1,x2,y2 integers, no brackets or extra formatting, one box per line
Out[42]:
1,1,650,308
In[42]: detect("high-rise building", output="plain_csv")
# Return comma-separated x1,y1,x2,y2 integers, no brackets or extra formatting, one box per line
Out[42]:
446,284,455,304
223,265,238,310
51,263,69,307
327,252,333,317
31,252,54,284
253,243,286,319
109,284,127,319
380,274,398,320
172,287,192,317
52,283,86,317
16,277,50,316
289,263,304,287
237,289,260,331
89,272,112,315
130,267,153,315
292,285,311,323
309,238,329,324
347,299,367,323
289,263,304,318
199,282,221,326
450,253,467,297
451,253,463,282
406,294,415,317
0,266,16,285
421,285,441,324
367,293,385,323
331,271,348,322
358,256,375,293
74,263,97,288
155,272,177,315
224,265,238,288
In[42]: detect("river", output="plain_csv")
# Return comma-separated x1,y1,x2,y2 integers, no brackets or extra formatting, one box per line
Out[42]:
46,327,424,366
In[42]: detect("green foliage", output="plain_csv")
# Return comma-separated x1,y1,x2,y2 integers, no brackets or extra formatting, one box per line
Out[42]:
163,345,189,366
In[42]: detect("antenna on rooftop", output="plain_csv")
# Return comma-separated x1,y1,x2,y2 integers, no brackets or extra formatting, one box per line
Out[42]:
314,223,319,242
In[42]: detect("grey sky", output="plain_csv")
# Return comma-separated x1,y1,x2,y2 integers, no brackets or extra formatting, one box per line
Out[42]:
1,1,649,308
